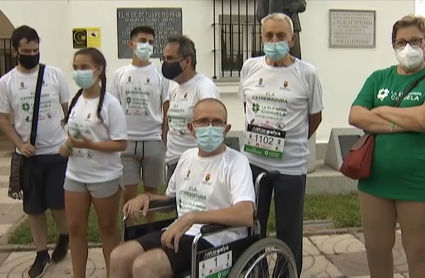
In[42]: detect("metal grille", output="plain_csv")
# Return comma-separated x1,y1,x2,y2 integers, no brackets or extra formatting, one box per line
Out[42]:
0,39,15,78
213,0,263,79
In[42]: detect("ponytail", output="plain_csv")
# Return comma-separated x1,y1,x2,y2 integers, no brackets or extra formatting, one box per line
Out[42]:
62,88,83,125
96,73,106,123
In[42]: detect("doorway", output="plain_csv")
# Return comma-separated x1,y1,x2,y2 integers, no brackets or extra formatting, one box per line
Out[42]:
0,10,15,145
0,10,15,78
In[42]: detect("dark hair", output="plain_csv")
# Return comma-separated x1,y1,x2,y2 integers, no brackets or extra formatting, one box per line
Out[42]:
11,25,40,49
64,48,107,124
166,35,197,70
130,26,155,39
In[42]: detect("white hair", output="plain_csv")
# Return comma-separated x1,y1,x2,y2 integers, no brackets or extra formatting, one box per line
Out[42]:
261,13,294,33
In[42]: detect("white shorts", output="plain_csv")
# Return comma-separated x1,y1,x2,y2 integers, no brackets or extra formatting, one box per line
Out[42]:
64,177,121,199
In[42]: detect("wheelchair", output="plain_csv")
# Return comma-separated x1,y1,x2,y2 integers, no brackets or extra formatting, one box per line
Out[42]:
122,171,298,278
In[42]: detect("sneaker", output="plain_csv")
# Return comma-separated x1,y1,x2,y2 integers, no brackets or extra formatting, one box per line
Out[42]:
51,234,69,263
28,251,51,278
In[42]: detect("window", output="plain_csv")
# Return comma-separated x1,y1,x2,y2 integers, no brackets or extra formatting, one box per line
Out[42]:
217,14,262,78
0,38,15,78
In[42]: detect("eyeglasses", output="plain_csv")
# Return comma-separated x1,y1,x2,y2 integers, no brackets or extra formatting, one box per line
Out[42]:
394,38,424,49
193,118,226,127
160,56,184,63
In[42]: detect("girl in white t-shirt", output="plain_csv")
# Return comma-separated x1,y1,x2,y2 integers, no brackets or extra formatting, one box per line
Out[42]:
59,48,128,278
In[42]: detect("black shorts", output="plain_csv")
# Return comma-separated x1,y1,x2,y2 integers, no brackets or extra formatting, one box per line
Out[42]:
136,230,213,274
21,154,67,215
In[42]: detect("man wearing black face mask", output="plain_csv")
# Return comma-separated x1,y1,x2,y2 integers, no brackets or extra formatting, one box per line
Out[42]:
0,25,70,277
161,35,220,181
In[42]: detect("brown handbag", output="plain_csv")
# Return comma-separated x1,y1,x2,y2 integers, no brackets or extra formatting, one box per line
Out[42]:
340,73,425,180
8,64,45,199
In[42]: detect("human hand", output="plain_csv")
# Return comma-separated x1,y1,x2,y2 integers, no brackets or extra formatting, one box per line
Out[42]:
68,132,93,149
123,193,151,221
161,214,193,252
18,143,36,157
59,142,72,157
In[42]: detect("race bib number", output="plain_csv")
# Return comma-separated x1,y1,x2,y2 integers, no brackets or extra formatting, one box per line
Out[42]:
244,124,286,159
199,250,232,278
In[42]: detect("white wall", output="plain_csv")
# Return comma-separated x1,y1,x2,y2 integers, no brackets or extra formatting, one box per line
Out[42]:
0,0,416,143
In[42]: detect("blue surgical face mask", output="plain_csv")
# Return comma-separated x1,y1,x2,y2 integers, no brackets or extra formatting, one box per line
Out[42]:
194,126,225,153
134,42,153,61
73,70,96,89
263,41,290,61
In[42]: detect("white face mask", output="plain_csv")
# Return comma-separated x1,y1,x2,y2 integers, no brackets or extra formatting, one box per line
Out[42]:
134,42,153,61
395,44,424,70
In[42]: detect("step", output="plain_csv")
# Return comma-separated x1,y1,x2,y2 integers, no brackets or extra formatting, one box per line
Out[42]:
0,157,10,177
306,160,357,195
0,137,14,152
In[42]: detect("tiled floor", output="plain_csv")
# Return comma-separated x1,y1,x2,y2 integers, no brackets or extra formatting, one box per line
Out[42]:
0,232,409,277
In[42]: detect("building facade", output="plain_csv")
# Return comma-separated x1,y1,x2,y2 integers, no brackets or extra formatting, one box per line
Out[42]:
0,0,416,142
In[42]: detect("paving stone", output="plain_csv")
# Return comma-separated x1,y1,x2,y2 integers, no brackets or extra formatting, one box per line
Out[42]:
0,189,22,204
0,203,25,225
0,248,106,277
301,255,343,277
310,234,366,255
328,252,369,276
303,237,320,257
355,232,407,273
0,253,10,267
0,224,13,238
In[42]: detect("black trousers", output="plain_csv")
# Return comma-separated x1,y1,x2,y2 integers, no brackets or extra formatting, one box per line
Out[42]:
251,164,306,277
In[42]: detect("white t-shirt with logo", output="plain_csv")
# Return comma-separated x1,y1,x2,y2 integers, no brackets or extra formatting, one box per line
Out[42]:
0,66,71,155
109,64,170,141
166,74,220,164
239,57,324,175
166,147,255,246
66,92,128,183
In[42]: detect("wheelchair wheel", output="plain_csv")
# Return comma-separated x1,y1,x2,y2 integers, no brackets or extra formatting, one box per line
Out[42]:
228,237,297,278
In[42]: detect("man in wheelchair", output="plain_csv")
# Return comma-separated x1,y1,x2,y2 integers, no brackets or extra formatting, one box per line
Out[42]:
110,98,256,278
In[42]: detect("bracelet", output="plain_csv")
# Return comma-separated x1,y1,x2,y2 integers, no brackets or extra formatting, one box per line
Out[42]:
390,123,395,133
145,193,151,202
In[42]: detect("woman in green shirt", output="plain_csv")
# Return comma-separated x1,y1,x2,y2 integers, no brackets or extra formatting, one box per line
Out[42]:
349,15,425,278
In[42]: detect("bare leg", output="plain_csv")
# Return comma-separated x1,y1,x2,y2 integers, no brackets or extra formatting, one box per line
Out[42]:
143,186,158,222
121,184,138,225
110,241,145,278
51,209,68,234
132,249,173,278
93,189,121,277
359,192,397,278
396,200,425,278
65,190,91,278
28,213,48,251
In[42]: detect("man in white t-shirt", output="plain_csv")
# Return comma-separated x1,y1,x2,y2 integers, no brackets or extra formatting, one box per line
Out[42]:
0,26,71,277
239,13,324,276
161,36,220,180
110,26,170,221
109,98,255,278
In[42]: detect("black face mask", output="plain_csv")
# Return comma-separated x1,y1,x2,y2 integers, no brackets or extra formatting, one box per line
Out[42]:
18,53,40,70
161,61,183,80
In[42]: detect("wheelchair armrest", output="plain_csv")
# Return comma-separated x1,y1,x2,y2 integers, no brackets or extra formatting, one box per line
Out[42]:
200,224,230,235
148,198,176,213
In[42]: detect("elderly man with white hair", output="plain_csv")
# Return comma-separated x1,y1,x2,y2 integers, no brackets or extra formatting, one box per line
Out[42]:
238,13,324,277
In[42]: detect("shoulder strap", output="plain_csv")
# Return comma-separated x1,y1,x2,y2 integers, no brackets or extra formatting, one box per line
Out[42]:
394,73,425,107
29,64,46,146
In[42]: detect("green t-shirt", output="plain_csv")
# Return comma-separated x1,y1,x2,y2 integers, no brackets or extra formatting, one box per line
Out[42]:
352,66,425,201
